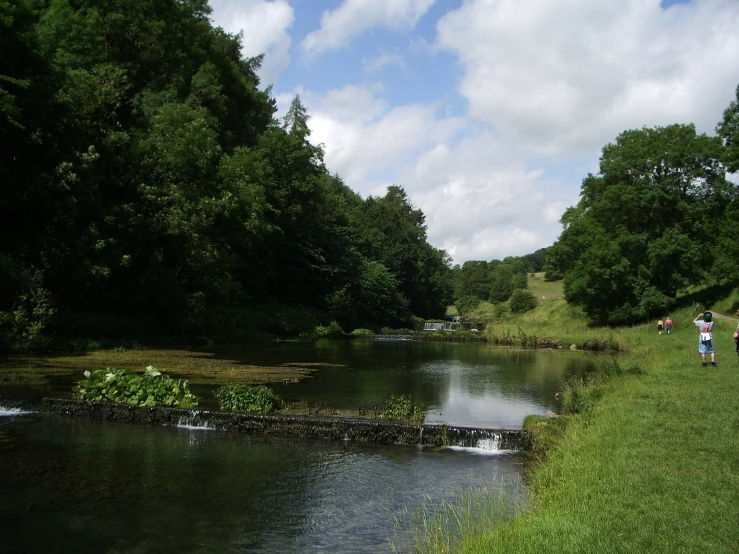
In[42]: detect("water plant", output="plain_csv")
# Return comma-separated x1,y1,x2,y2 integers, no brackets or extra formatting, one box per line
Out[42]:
214,384,282,414
313,321,345,338
350,328,375,336
383,394,425,423
72,365,199,407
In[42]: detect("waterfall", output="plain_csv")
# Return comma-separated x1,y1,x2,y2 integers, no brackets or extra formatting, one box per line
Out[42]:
173,410,216,431
0,404,32,417
442,427,514,454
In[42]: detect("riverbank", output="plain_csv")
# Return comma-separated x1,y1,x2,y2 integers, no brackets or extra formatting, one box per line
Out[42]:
419,302,739,553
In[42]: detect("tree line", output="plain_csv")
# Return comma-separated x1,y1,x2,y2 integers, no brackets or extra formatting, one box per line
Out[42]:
0,0,453,350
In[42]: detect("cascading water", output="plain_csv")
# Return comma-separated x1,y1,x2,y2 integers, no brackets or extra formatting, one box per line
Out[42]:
173,409,216,431
441,426,514,455
0,403,32,417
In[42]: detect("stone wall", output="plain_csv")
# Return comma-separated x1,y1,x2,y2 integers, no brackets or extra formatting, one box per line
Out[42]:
41,398,531,451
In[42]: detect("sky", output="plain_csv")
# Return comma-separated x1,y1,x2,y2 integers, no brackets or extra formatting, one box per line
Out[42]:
207,0,739,265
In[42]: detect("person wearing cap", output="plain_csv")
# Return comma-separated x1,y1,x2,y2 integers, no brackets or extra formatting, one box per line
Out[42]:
693,311,716,367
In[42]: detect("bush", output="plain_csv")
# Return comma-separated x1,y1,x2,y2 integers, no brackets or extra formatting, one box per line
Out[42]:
492,302,510,320
509,289,537,314
214,384,282,414
383,394,425,423
455,296,482,316
314,321,345,338
72,365,199,407
350,328,375,336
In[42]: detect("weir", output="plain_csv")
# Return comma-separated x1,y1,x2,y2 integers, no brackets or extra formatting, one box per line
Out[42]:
40,398,532,452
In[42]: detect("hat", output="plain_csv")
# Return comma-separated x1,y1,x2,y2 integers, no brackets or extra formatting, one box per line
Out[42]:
703,311,712,322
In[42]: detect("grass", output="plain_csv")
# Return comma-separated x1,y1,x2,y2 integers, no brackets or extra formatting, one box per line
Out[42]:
404,287,739,553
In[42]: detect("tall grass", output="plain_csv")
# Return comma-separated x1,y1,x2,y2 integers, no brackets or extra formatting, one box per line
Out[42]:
390,485,526,554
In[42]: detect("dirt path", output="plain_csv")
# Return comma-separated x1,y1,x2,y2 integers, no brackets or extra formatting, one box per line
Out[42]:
707,311,739,323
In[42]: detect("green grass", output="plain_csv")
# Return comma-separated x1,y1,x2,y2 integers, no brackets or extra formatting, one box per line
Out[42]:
409,287,739,554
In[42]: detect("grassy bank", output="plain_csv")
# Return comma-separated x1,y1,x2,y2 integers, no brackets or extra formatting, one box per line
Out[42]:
412,295,739,552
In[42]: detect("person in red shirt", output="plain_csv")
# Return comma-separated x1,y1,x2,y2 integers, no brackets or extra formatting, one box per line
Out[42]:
665,317,673,335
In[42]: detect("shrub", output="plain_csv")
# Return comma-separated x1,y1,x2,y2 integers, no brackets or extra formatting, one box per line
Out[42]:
214,384,282,414
72,365,199,407
383,394,425,423
314,321,345,338
492,302,510,320
509,289,537,314
350,328,375,336
455,295,482,316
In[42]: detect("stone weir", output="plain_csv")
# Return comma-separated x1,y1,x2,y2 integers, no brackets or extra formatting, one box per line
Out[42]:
41,398,532,452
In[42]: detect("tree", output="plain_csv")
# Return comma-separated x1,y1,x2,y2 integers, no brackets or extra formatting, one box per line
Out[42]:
489,264,514,303
352,185,451,320
552,124,734,325
717,84,739,173
456,260,490,300
509,289,537,314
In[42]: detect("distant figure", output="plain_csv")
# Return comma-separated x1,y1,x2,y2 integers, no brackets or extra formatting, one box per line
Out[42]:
665,317,673,335
657,319,664,335
542,295,547,300
734,309,739,357
693,311,716,367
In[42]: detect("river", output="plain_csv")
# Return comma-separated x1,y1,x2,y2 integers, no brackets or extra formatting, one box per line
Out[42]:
0,341,591,553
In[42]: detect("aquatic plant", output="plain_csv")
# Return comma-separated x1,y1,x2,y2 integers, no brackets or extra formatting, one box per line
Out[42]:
313,321,345,338
383,394,425,423
214,384,282,414
350,328,375,336
72,365,199,407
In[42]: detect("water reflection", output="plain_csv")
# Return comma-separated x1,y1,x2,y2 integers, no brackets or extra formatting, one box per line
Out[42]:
249,342,592,429
0,416,526,554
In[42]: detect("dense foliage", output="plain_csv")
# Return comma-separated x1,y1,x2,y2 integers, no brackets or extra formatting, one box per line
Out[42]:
450,255,535,315
382,394,425,423
73,365,198,407
214,384,282,414
509,289,537,314
313,321,344,338
545,119,738,325
0,0,453,350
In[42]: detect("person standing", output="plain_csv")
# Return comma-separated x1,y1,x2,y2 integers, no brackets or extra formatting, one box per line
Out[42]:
665,316,673,335
693,311,716,367
657,319,664,335
734,309,739,357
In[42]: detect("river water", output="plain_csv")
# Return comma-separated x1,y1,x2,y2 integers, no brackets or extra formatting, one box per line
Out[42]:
0,341,591,553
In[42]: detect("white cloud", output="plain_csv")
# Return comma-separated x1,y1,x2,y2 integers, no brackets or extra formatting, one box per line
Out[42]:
286,83,571,263
400,134,574,262
208,0,294,86
296,83,464,189
363,52,406,73
301,0,437,57
436,0,739,157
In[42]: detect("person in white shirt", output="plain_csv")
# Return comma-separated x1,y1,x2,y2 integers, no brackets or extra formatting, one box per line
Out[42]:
693,311,716,367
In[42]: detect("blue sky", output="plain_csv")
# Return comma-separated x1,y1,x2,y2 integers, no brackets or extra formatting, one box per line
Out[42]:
209,0,739,264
